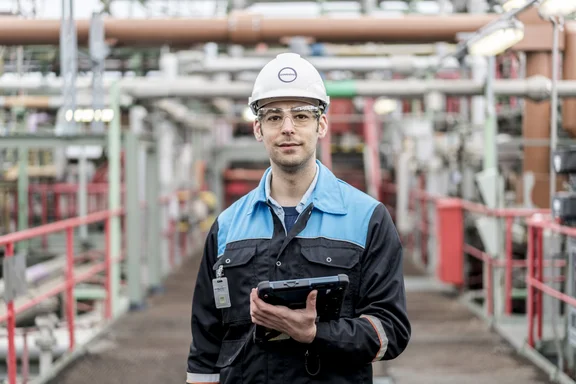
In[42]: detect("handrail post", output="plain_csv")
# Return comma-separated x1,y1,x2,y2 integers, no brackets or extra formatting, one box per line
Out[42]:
5,242,17,384
42,189,48,249
536,227,544,341
527,223,535,348
504,216,513,315
105,216,112,319
65,227,76,351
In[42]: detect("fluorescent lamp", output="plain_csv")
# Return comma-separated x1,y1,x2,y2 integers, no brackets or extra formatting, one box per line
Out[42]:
502,0,529,12
468,19,525,56
373,98,398,115
539,0,576,16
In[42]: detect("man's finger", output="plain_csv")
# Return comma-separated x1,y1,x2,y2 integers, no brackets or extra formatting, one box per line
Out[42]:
307,290,318,312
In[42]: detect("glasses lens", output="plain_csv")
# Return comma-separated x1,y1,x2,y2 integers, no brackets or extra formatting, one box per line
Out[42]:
258,106,320,129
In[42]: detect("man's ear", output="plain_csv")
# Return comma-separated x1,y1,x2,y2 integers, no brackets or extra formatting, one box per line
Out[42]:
317,114,328,139
254,121,263,142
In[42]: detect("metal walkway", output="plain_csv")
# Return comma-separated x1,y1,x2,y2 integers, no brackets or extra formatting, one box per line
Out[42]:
45,252,551,384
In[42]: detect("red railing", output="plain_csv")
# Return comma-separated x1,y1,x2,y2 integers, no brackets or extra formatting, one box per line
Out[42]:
381,177,576,377
460,201,552,317
525,216,576,348
0,183,121,250
381,179,558,319
1,209,123,384
1,185,200,383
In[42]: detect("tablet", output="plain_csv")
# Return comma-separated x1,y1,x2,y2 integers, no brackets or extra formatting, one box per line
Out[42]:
254,274,349,343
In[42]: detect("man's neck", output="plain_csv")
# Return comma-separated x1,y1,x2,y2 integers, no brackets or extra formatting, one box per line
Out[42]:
270,160,317,207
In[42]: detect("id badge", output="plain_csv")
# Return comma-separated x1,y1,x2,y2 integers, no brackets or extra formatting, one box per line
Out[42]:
212,277,231,309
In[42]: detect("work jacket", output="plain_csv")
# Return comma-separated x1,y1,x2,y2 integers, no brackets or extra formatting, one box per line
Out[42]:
187,160,411,384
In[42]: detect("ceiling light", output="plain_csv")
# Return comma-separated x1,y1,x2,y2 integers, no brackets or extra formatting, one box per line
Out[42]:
468,19,525,56
539,0,576,17
373,98,398,115
502,0,530,12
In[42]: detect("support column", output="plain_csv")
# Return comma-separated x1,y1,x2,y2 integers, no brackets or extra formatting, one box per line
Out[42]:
108,81,122,317
147,146,162,293
125,131,144,310
78,151,88,241
17,146,28,252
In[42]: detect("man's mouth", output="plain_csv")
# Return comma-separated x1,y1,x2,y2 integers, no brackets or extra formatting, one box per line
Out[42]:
278,143,300,147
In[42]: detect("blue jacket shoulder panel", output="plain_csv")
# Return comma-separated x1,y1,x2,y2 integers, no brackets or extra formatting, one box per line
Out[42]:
216,189,274,257
297,179,381,249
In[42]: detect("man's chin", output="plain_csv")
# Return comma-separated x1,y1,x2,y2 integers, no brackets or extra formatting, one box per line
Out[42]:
272,158,307,173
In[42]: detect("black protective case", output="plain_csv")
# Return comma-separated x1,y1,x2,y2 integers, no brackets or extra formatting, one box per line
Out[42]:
254,274,349,343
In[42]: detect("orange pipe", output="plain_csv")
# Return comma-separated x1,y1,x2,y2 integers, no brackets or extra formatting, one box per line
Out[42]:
0,14,497,46
522,52,555,208
563,22,576,136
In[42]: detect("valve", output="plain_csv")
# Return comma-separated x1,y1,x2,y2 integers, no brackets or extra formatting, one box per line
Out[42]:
552,146,576,222
34,313,59,376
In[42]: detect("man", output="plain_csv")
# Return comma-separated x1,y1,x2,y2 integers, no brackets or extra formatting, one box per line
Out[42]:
186,52,410,384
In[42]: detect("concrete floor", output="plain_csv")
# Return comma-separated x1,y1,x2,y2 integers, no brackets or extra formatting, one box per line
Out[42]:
45,251,553,384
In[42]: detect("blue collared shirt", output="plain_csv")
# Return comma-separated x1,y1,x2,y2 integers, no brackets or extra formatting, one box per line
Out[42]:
264,163,319,233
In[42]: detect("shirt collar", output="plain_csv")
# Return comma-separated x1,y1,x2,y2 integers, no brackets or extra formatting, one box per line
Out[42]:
248,159,347,215
265,163,319,214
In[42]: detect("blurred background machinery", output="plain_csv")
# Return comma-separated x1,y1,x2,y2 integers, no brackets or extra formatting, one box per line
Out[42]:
1,0,576,383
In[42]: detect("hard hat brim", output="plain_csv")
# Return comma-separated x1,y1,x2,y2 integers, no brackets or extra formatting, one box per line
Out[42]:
249,89,329,114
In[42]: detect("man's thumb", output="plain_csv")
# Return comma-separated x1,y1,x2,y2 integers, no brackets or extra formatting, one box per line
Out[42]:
307,290,318,310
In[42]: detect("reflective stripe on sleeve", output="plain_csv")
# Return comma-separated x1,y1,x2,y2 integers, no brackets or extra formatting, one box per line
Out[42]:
361,314,389,361
186,372,219,383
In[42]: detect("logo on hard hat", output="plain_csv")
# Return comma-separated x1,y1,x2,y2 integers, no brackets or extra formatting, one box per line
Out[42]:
278,67,297,83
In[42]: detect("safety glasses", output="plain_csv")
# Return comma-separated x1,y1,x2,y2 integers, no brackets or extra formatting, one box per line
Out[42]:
257,105,321,129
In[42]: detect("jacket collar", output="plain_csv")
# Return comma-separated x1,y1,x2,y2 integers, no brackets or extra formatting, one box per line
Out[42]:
247,159,347,215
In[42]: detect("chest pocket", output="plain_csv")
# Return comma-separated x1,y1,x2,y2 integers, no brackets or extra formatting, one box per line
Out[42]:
300,246,361,317
213,246,258,326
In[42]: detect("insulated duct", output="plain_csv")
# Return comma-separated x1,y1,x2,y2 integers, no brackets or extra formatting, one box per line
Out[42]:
115,76,576,100
0,14,498,46
186,55,468,74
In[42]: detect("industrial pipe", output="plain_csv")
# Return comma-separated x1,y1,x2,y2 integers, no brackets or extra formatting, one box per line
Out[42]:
563,22,576,136
523,53,552,209
0,14,498,46
3,76,574,102
117,76,576,101
153,99,214,131
186,55,469,74
0,94,132,109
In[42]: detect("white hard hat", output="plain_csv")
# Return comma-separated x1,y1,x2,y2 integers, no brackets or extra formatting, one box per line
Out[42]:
248,52,330,115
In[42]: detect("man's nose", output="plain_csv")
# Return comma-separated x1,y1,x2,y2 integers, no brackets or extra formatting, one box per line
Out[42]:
280,116,296,134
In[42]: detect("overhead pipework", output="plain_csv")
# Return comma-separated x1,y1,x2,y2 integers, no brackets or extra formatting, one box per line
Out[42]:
4,1,576,384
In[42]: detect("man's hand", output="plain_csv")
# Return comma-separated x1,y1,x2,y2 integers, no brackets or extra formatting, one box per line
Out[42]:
250,288,318,344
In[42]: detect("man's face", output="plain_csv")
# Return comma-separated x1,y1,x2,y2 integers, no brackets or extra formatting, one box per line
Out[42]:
253,99,328,172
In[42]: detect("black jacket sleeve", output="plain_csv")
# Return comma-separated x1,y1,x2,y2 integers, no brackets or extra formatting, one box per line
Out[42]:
313,203,411,364
186,220,224,383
